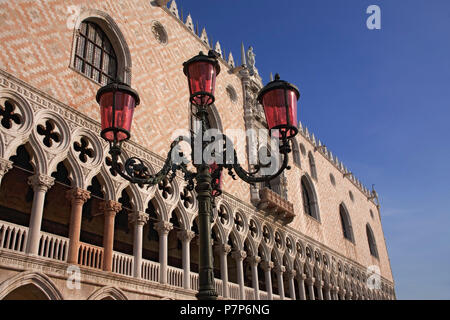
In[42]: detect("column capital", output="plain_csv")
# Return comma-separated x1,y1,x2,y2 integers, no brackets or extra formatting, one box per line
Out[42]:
260,260,274,272
155,220,173,235
177,230,196,242
231,250,247,261
128,211,149,225
274,264,286,274
286,269,297,279
305,277,316,286
248,255,261,266
0,158,13,175
66,187,90,204
100,200,122,217
296,273,307,281
28,173,54,192
215,243,231,255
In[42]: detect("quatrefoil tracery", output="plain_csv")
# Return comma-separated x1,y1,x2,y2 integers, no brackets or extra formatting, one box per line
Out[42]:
73,137,94,163
0,100,22,129
37,120,60,148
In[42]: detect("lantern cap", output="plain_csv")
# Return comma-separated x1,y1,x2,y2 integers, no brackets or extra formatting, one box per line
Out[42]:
257,73,300,103
96,81,140,106
183,50,221,76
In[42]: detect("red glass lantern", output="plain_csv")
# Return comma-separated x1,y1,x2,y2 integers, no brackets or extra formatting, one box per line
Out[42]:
96,82,140,143
257,74,300,139
209,162,222,196
183,51,220,106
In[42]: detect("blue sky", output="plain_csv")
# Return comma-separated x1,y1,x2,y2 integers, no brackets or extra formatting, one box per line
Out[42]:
178,0,450,299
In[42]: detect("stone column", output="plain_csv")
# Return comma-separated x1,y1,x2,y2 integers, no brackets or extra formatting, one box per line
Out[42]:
339,288,346,300
274,265,286,300
155,220,173,284
323,284,332,300
0,158,12,185
316,280,324,300
128,210,149,278
286,269,296,300
297,273,307,300
248,255,261,300
232,250,247,299
66,188,90,264
331,286,338,300
215,243,231,298
346,290,353,300
261,261,274,300
177,230,195,289
306,277,315,300
100,200,121,272
26,174,55,255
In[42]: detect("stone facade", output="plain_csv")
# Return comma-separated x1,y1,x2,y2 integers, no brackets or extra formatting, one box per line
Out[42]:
0,0,395,300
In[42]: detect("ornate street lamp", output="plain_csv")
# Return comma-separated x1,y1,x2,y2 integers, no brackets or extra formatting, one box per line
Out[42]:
96,50,300,300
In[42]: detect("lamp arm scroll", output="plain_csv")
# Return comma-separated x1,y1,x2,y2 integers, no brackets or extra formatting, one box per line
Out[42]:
218,133,291,185
108,136,195,186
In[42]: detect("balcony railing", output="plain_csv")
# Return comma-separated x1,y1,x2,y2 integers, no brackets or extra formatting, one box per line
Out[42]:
38,231,69,262
141,259,160,282
112,251,133,276
78,242,103,269
0,220,28,252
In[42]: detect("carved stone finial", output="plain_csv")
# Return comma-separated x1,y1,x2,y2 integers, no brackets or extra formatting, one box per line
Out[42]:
128,211,149,225
169,0,179,18
227,52,235,68
214,41,222,57
27,174,55,192
241,42,246,66
185,13,194,32
200,28,209,45
155,220,173,235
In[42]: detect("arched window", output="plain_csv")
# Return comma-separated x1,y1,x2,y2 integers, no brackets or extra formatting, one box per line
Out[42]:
339,203,354,242
74,21,117,85
291,139,301,167
301,175,320,221
308,152,317,180
366,224,379,258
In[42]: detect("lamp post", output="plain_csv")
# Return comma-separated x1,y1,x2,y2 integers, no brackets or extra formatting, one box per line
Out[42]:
95,50,300,300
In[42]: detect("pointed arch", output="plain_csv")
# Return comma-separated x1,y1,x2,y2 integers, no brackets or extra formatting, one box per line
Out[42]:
87,286,128,300
0,271,63,300
300,174,320,221
339,202,355,243
366,224,379,258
